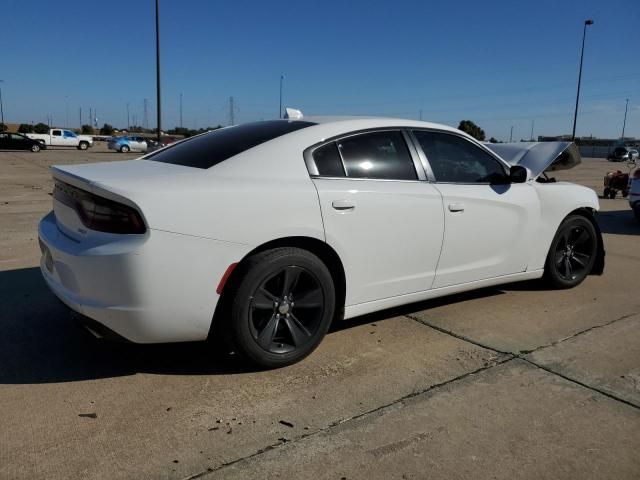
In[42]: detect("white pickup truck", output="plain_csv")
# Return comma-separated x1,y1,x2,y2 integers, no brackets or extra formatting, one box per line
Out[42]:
27,129,94,150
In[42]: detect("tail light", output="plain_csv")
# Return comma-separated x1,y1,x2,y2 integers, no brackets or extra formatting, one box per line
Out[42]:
53,181,146,234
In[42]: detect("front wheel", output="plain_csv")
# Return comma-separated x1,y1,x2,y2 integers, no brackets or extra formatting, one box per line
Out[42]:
543,215,598,289
30,143,41,152
227,247,335,368
78,141,89,150
120,145,130,153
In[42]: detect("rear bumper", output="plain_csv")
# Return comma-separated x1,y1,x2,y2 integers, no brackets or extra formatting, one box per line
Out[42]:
38,211,251,343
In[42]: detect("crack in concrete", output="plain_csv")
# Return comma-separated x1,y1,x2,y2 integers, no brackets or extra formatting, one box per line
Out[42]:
183,355,514,479
407,311,640,412
185,310,639,479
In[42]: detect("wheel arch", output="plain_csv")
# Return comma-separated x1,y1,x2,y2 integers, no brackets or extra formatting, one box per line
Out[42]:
565,207,605,275
209,236,347,341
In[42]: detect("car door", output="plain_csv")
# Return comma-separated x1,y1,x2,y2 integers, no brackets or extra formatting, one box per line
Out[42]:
411,130,539,289
51,129,63,146
62,130,77,147
0,133,8,149
309,130,445,306
10,134,29,150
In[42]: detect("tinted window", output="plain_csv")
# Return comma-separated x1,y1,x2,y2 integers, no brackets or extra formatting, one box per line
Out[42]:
10,134,26,142
52,130,61,136
337,131,417,180
414,131,507,183
148,120,316,169
312,143,345,177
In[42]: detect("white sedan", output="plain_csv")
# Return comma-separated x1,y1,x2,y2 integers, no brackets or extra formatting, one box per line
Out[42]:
38,112,605,368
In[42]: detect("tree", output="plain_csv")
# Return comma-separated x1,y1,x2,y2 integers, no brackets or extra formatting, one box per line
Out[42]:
458,120,486,141
81,124,94,134
18,124,34,133
489,137,498,143
99,123,114,135
33,122,49,134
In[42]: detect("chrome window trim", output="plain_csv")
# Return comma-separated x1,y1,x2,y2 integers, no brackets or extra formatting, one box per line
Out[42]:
304,127,425,182
410,128,511,185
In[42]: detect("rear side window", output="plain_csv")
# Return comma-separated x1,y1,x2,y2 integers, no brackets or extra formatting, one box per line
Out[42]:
337,131,417,180
148,120,316,169
413,131,507,184
312,143,345,177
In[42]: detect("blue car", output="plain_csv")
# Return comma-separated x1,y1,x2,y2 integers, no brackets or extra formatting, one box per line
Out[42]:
108,135,148,153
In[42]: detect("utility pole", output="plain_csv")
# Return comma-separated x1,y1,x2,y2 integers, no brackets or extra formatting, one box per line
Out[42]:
143,98,149,129
89,108,92,128
509,126,514,142
0,80,5,128
621,98,629,140
79,107,82,128
571,19,594,141
229,96,235,126
279,74,285,119
65,96,69,128
419,109,423,121
179,93,183,128
127,102,130,130
155,0,162,142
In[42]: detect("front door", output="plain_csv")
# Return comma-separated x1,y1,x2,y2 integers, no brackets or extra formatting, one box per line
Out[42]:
412,130,539,288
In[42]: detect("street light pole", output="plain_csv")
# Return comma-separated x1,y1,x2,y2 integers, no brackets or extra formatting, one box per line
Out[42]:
279,74,285,119
621,98,629,140
0,80,5,129
571,19,594,141
155,0,162,143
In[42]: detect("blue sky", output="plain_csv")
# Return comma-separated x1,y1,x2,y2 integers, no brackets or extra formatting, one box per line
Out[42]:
1,0,639,139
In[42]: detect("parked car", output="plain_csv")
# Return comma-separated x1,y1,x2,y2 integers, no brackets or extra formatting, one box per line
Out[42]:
607,146,639,162
146,136,180,152
628,164,640,221
0,132,46,152
26,129,93,150
108,135,148,153
38,113,604,368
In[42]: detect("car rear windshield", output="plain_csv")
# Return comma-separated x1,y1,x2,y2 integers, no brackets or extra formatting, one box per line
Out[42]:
146,120,316,169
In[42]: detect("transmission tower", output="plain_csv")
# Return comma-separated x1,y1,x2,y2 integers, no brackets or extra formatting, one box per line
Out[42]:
229,96,235,126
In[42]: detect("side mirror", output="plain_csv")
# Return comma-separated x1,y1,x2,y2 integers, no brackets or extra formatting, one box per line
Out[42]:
509,165,530,183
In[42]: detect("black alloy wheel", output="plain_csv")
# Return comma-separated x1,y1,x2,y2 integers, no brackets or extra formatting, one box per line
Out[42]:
227,247,335,368
544,215,597,288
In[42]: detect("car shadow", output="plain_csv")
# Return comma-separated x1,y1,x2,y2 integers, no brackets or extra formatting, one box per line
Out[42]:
597,209,640,236
0,267,251,385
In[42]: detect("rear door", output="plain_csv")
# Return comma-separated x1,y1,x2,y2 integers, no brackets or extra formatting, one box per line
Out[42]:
412,130,539,288
50,129,63,146
309,130,445,306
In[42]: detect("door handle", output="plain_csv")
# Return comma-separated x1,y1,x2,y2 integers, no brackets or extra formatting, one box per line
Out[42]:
448,203,465,212
332,199,356,211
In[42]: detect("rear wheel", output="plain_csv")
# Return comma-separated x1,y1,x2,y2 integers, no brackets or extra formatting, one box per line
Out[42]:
120,145,130,153
227,247,335,368
78,141,89,150
30,143,41,152
544,215,598,289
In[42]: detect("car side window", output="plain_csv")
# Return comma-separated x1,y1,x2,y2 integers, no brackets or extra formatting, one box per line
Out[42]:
52,130,61,136
312,142,345,177
413,131,507,184
337,131,417,180
11,134,26,142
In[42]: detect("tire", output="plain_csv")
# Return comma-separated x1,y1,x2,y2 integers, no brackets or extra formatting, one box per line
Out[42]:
622,189,629,198
226,247,335,368
120,145,130,153
609,189,616,199
78,141,89,150
603,187,610,198
543,215,598,289
30,143,40,153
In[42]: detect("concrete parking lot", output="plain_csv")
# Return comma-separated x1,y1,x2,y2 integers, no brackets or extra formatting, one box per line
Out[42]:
1,144,639,479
